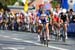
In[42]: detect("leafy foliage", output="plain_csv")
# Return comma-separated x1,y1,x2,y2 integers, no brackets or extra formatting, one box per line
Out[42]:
0,0,17,5
52,1,59,8
0,2,10,12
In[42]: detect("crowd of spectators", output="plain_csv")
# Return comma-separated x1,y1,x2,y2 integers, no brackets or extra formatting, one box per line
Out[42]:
0,1,75,33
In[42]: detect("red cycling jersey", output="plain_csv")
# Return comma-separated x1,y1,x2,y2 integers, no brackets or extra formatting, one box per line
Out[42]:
53,15,59,22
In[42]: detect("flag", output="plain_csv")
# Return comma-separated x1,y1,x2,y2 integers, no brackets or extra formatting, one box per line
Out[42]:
61,0,69,10
73,4,75,11
24,0,28,12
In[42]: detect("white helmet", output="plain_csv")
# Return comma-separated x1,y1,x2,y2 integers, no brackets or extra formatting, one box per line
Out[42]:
25,13,29,17
62,9,67,13
41,14,46,17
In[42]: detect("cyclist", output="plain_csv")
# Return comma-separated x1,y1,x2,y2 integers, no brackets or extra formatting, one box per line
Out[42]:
59,9,69,39
37,11,50,41
52,4,62,40
52,13,61,39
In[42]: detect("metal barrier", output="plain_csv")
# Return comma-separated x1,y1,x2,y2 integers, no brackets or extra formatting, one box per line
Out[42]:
67,23,75,36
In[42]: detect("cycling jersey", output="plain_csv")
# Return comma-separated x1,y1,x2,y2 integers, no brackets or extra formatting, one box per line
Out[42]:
53,10,61,17
53,15,59,22
60,13,67,22
39,18,46,24
41,19,46,24
39,18,49,24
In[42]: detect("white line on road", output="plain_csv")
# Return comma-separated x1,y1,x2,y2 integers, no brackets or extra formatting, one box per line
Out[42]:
3,36,10,38
12,38,22,40
3,47,17,50
2,47,25,50
0,35,69,50
0,35,10,38
22,40,68,50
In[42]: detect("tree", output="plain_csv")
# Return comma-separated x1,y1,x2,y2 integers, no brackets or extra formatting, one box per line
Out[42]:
0,0,17,5
0,2,3,9
0,2,10,12
52,0,59,8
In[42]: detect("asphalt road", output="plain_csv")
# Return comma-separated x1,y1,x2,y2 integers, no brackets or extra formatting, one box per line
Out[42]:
0,30,75,50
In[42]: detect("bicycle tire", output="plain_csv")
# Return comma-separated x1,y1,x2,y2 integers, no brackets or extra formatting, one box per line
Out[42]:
46,35,48,47
44,31,48,47
62,30,66,42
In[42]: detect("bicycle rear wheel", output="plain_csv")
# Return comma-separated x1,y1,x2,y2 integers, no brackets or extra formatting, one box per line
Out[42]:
44,32,48,47
45,35,48,47
62,32,66,42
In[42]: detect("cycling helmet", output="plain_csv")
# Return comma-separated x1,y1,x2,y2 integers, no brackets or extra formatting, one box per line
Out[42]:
62,9,67,13
41,14,46,17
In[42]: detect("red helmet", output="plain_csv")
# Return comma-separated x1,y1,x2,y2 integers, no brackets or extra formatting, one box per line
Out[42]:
39,4,44,8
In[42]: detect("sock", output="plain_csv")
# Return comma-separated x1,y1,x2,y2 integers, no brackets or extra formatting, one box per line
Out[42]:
38,35,40,41
65,32,68,39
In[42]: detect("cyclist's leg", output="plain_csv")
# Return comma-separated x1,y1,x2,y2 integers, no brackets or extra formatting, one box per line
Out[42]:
48,23,53,38
64,23,68,39
46,23,50,40
37,24,42,41
58,23,61,36
54,22,61,40
52,22,57,40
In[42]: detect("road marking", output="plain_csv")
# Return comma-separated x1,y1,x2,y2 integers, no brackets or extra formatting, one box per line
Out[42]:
0,35,69,50
0,35,10,38
2,47,25,50
3,47,17,50
23,40,68,50
12,37,69,50
3,36,10,38
12,38,22,40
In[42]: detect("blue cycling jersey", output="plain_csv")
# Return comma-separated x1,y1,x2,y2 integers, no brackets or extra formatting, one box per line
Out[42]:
40,19,46,24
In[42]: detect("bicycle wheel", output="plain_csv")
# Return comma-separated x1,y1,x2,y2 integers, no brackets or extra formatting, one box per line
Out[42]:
62,31,66,42
44,31,48,47
45,35,48,47
62,36,66,42
40,34,44,44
